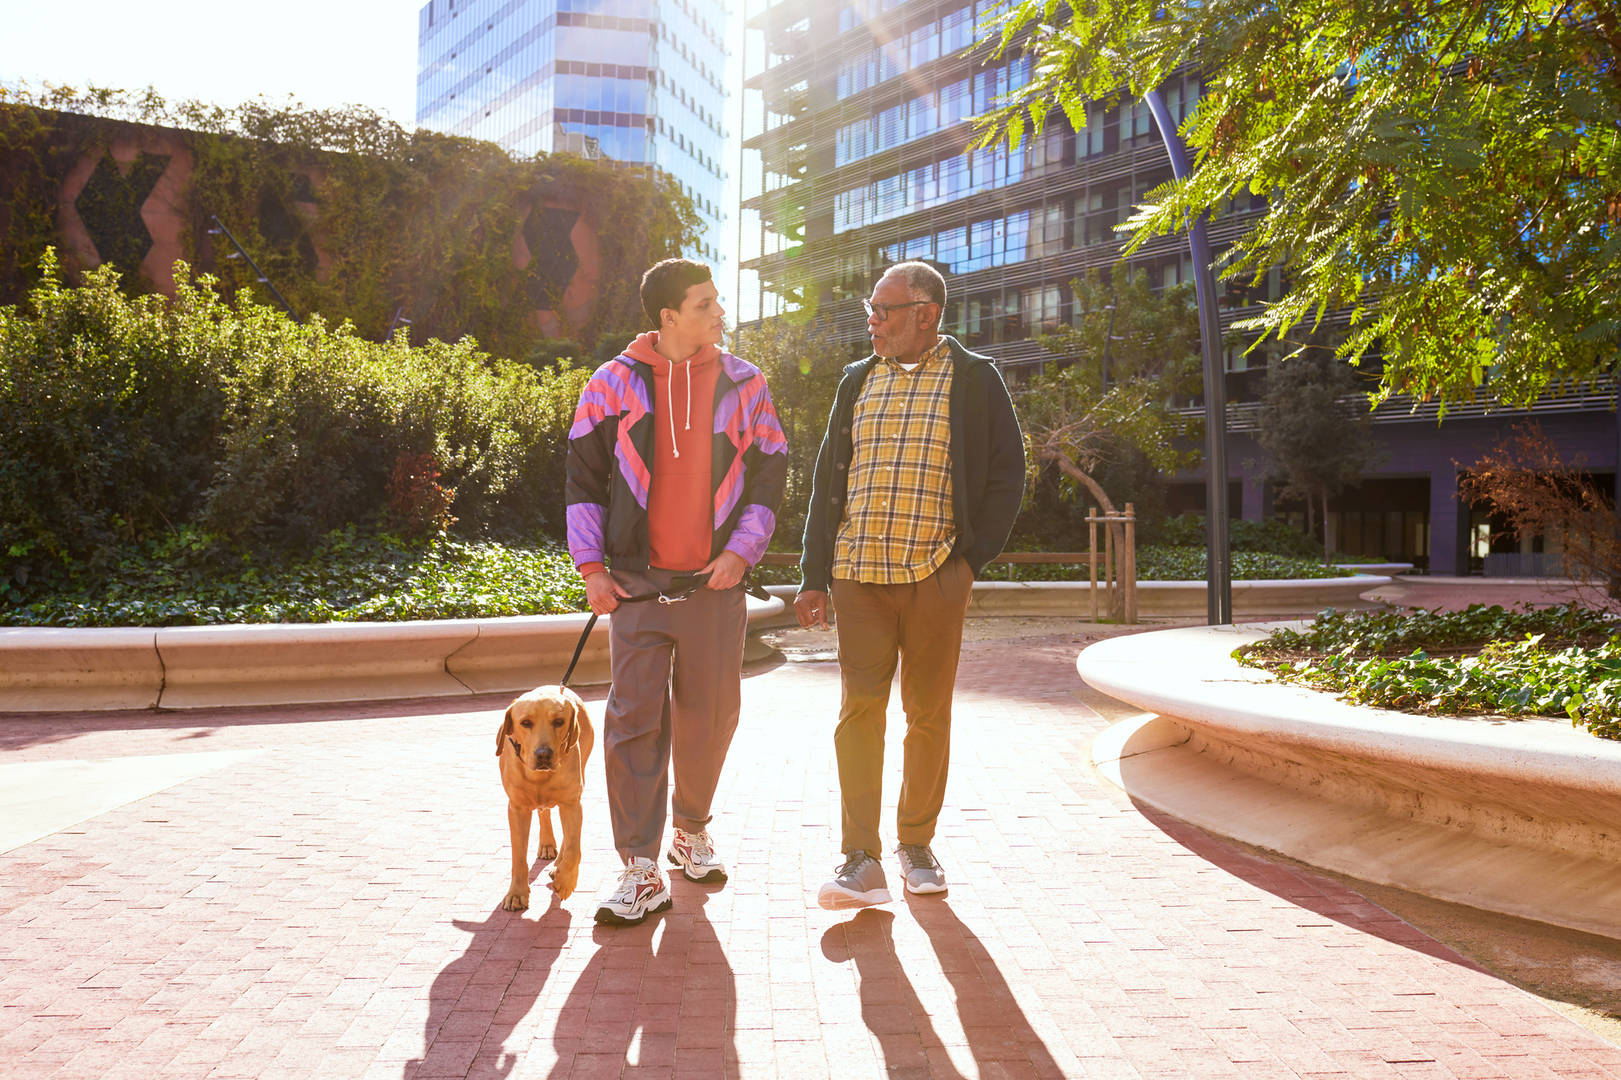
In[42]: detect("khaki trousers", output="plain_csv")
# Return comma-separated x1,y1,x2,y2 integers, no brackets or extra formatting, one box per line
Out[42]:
830,556,974,857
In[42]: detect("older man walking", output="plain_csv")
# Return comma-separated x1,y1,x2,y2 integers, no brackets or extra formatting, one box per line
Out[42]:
795,261,1025,909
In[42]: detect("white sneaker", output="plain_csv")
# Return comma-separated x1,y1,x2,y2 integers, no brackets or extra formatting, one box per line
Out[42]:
666,827,728,883
594,856,672,926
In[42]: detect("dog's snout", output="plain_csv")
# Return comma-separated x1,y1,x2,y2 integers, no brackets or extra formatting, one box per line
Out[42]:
533,746,555,769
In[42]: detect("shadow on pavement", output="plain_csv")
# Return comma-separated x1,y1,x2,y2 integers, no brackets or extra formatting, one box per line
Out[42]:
1134,799,1481,969
822,904,1061,1078
545,881,737,1078
406,894,573,1080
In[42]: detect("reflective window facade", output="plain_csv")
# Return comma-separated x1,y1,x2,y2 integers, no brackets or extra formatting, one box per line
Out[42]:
739,0,1215,373
418,0,730,262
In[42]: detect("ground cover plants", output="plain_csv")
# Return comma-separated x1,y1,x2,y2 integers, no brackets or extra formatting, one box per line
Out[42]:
0,530,585,627
1235,605,1621,740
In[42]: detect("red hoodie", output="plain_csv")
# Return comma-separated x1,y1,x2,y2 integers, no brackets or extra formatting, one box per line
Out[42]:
578,332,718,576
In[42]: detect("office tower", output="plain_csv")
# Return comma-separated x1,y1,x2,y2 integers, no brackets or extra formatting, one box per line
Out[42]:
418,0,730,262
737,0,1617,575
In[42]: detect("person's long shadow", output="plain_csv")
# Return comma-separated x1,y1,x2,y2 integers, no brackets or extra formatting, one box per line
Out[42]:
904,895,1064,1077
820,909,970,1080
405,887,572,1080
545,879,737,1077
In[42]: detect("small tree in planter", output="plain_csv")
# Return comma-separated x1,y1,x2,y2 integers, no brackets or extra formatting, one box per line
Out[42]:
1255,355,1381,562
1461,423,1621,607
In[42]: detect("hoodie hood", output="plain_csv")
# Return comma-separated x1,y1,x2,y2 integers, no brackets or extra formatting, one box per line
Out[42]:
623,331,720,374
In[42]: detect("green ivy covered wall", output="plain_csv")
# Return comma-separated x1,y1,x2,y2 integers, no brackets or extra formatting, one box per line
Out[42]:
0,87,700,359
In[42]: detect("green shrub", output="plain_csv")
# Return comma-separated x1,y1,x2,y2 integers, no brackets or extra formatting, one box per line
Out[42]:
1146,512,1324,558
1235,604,1621,740
0,252,588,600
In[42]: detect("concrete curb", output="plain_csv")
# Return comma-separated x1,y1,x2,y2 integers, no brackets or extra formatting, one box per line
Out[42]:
1079,623,1621,941
0,596,784,712
762,574,1390,622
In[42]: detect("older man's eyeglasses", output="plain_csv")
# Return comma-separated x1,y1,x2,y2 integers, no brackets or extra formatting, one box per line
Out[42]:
862,298,933,322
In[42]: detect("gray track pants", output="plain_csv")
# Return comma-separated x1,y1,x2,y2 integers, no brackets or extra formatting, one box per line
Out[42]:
602,568,747,862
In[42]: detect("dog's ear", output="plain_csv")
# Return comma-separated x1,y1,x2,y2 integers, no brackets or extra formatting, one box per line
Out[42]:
497,706,514,757
561,697,582,756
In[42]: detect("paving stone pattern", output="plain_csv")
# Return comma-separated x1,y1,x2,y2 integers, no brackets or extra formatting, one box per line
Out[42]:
2,631,1619,1079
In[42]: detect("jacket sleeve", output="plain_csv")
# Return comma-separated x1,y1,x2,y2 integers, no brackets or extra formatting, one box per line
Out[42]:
722,373,788,566
962,362,1026,576
564,367,615,571
797,389,843,594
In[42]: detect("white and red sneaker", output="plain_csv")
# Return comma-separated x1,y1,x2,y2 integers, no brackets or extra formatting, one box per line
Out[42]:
666,827,728,884
594,856,672,926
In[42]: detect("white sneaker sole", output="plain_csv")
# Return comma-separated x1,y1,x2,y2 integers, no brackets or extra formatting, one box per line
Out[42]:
816,884,892,910
667,850,728,884
904,878,947,895
593,894,672,926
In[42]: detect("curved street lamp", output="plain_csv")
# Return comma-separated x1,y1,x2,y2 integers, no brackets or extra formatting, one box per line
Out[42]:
1141,88,1232,625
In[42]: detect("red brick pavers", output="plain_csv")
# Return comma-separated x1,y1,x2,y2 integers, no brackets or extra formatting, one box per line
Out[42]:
3,630,1620,1079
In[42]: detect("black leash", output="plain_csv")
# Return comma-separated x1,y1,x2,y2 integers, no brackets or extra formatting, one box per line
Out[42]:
559,573,771,690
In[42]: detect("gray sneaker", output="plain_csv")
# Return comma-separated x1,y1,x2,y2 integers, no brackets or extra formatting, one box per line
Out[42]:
816,851,892,910
895,843,947,895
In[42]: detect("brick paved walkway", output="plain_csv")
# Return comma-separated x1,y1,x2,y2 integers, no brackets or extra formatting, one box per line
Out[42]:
3,625,1620,1079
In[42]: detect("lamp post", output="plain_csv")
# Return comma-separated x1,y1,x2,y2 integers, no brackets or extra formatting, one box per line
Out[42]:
1142,88,1231,625
207,215,298,322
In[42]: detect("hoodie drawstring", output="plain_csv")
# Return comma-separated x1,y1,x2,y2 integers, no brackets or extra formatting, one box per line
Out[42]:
668,360,693,459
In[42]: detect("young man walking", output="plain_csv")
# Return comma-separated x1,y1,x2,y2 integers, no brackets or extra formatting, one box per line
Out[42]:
567,258,787,925
796,261,1025,909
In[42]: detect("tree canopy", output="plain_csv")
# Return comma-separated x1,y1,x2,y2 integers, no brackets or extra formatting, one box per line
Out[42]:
978,0,1621,408
1255,355,1382,559
1018,268,1200,518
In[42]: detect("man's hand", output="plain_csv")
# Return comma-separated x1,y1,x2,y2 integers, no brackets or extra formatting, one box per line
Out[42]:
795,589,832,630
584,571,630,615
701,550,748,591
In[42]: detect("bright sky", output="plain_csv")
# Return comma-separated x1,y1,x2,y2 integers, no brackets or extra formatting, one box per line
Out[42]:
0,0,423,124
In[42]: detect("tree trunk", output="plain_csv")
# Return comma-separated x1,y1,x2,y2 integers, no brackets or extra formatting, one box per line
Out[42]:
1039,443,1126,621
1321,487,1331,565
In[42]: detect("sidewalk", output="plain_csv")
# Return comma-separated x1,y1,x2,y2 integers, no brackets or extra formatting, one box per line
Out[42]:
3,621,1620,1079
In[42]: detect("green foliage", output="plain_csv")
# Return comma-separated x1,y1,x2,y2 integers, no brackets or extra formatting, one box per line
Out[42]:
1015,266,1201,550
0,85,700,356
978,0,1621,407
1146,512,1324,558
0,253,589,589
1236,605,1621,739
0,529,587,626
1135,545,1350,580
730,314,850,545
1255,356,1381,556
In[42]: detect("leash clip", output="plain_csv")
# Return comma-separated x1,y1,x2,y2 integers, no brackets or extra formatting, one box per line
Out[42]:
657,591,690,604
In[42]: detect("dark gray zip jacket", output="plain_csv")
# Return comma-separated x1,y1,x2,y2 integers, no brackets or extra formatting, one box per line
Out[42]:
799,336,1025,593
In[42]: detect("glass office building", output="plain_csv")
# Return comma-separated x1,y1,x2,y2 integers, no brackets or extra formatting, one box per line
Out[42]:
418,0,730,262
736,0,1620,576
739,0,1219,373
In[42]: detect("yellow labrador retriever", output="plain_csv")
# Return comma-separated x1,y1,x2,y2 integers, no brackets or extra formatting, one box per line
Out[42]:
496,684,595,910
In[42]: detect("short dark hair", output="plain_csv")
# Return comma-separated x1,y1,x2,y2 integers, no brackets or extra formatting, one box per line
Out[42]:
640,258,713,328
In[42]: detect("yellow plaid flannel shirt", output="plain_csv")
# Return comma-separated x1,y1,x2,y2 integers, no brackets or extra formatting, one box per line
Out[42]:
833,337,956,584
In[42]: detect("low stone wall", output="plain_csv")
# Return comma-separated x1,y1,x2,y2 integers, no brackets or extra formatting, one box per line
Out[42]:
764,574,1390,623
1079,623,1621,941
0,596,784,713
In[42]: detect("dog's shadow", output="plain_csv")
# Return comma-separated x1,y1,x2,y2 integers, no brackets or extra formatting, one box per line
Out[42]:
405,892,573,1079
